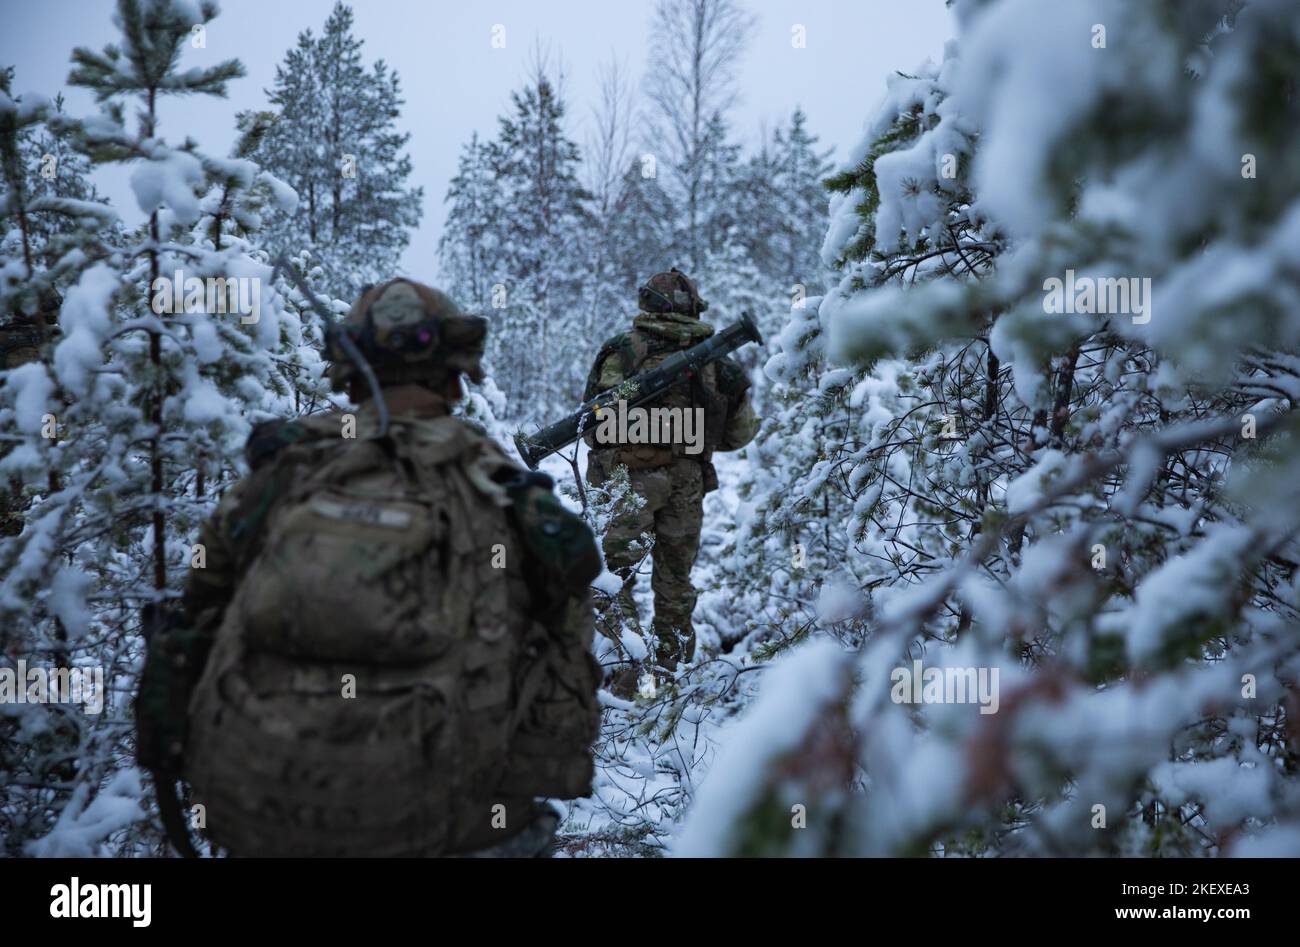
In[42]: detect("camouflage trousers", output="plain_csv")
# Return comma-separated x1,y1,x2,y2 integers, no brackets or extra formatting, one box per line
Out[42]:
602,457,704,671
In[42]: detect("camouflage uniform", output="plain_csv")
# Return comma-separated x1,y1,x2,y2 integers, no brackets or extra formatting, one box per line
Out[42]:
148,279,602,858
586,271,759,675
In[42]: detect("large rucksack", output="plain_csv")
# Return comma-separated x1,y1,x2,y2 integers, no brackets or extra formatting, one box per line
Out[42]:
174,412,600,856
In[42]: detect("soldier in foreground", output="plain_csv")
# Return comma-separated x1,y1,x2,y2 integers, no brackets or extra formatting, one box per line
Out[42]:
138,277,602,857
585,269,759,693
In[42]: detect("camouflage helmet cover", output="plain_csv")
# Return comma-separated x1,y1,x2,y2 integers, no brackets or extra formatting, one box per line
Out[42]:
326,278,487,389
639,267,708,316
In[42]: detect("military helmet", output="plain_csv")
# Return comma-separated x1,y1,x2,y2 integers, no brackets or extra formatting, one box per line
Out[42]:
326,278,487,390
638,267,708,316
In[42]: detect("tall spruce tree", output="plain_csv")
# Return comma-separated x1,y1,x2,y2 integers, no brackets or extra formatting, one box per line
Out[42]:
259,1,422,300
764,107,835,299
440,57,591,421
602,160,679,308
436,133,499,315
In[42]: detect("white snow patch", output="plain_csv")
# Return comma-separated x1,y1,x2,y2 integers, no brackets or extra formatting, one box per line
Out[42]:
673,639,849,856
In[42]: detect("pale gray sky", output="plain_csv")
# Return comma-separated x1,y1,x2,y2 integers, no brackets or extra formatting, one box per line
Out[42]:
1,0,955,278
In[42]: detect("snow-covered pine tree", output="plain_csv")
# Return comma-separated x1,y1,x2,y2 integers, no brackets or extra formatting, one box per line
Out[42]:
258,1,422,300
727,124,782,299
601,158,679,305
474,55,592,422
713,108,835,413
0,0,330,856
0,65,119,498
189,108,335,472
689,109,782,364
0,69,123,857
61,0,247,624
701,73,966,657
0,74,116,272
436,133,499,316
683,0,1300,858
692,112,743,270
764,107,835,304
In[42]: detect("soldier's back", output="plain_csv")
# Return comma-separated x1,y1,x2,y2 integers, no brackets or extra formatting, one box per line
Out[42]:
184,401,580,856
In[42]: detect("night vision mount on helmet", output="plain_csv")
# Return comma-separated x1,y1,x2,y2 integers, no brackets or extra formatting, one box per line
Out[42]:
328,278,488,389
275,257,488,439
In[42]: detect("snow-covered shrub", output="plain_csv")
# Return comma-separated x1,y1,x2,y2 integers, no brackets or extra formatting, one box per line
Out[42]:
686,0,1300,857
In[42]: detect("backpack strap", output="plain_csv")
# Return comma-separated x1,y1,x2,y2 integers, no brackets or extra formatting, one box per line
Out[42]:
501,470,600,614
584,327,674,400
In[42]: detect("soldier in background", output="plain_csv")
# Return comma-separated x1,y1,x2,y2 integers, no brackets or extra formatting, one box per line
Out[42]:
139,278,602,857
585,269,758,693
1,288,60,537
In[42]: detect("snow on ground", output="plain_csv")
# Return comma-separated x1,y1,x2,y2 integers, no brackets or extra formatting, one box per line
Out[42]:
538,448,771,856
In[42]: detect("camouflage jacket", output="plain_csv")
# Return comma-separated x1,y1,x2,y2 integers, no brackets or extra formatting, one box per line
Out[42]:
583,311,760,476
